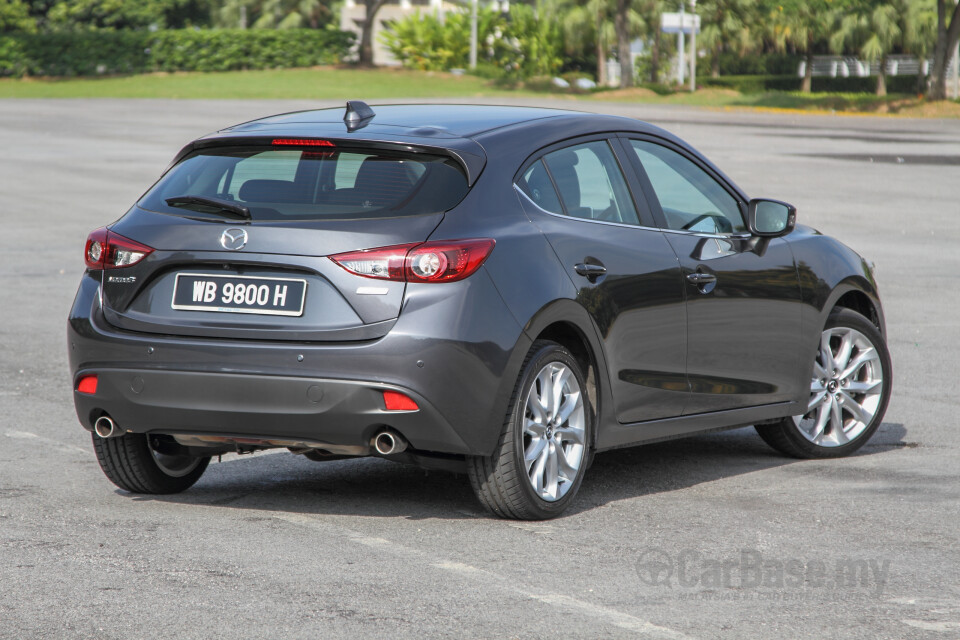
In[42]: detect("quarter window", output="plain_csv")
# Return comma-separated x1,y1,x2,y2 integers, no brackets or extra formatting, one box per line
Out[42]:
629,140,744,233
520,160,563,215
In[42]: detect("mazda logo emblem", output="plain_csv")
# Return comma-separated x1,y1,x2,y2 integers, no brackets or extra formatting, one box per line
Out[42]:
220,228,248,251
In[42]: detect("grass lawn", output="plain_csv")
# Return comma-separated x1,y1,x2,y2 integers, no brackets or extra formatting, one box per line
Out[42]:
0,66,533,99
590,85,960,117
2,66,958,117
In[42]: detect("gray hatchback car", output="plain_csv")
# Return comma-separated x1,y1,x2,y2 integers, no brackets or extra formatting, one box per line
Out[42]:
69,102,891,519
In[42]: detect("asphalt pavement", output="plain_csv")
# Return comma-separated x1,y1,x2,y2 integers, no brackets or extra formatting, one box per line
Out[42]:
1,98,958,639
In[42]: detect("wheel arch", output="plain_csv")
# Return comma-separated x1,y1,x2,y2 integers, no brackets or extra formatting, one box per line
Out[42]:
799,276,885,373
517,299,613,450
830,287,882,333
822,277,885,336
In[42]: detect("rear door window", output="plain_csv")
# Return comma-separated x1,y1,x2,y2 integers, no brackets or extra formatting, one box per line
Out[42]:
542,141,640,225
140,145,469,222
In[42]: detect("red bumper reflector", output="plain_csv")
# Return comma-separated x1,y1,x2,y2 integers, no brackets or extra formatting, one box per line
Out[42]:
77,375,98,395
383,390,419,412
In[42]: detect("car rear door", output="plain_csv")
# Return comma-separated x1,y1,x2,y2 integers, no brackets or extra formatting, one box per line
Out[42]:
515,136,688,423
622,136,803,414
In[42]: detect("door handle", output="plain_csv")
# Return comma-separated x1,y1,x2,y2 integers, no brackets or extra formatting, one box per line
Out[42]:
685,272,717,285
574,263,607,278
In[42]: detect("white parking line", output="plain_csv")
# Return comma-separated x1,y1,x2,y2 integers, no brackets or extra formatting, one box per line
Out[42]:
274,512,694,639
901,620,960,633
2,431,294,462
5,430,92,456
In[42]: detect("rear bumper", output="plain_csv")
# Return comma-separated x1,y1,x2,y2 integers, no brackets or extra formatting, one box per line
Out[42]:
73,368,466,454
68,269,531,457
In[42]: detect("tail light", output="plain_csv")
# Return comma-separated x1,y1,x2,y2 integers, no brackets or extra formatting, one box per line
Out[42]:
84,227,154,270
330,239,495,283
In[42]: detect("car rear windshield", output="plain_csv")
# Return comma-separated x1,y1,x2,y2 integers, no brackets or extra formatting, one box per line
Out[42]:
139,145,470,222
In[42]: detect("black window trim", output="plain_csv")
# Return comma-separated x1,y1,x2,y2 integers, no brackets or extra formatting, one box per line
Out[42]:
538,158,570,217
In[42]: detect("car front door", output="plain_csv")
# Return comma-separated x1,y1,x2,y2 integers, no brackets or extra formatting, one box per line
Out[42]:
515,137,688,423
624,137,803,415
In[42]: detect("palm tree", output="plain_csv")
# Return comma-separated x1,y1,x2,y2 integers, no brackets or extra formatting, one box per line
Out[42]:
769,0,838,93
830,0,904,96
903,0,937,93
612,0,649,87
217,0,330,29
558,0,616,85
635,0,666,83
928,0,960,99
697,0,759,78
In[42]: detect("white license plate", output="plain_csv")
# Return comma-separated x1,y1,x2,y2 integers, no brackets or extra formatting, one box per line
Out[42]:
171,273,307,317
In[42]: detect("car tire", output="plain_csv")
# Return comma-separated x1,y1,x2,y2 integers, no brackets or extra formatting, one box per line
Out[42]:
467,340,593,519
92,432,210,494
756,308,892,459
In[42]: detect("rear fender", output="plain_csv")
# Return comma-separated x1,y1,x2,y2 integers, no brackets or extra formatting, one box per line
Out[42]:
507,299,613,451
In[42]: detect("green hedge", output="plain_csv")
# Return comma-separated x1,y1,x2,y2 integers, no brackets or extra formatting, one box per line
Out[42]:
699,74,922,94
706,52,802,76
148,29,354,73
0,29,354,77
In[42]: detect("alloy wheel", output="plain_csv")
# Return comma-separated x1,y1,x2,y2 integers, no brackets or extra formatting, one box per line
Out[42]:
794,326,884,447
522,362,586,501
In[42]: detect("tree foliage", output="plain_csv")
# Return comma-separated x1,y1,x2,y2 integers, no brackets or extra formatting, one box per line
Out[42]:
215,0,333,30
46,0,211,30
698,0,760,78
381,4,562,79
0,0,37,32
929,0,960,99
0,0,956,100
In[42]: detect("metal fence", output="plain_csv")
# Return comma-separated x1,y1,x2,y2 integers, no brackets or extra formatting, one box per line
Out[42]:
798,54,957,78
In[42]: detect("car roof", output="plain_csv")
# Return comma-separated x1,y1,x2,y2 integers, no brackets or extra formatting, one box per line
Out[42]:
225,104,594,138
185,103,685,188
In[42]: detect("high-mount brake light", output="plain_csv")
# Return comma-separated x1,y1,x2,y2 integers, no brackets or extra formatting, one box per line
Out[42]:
272,138,335,147
84,227,154,270
330,239,495,283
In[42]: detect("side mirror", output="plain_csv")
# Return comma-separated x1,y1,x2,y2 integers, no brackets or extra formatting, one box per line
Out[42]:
747,198,796,237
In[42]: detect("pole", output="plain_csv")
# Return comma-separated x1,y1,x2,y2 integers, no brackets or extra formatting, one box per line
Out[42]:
952,38,959,100
689,1,696,92
677,2,685,85
469,0,478,69
953,0,960,100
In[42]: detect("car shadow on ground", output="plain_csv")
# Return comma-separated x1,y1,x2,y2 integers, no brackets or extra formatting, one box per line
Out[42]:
136,422,909,521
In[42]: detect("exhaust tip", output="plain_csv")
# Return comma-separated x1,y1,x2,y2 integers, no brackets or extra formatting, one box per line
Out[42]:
372,430,407,456
94,415,118,439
